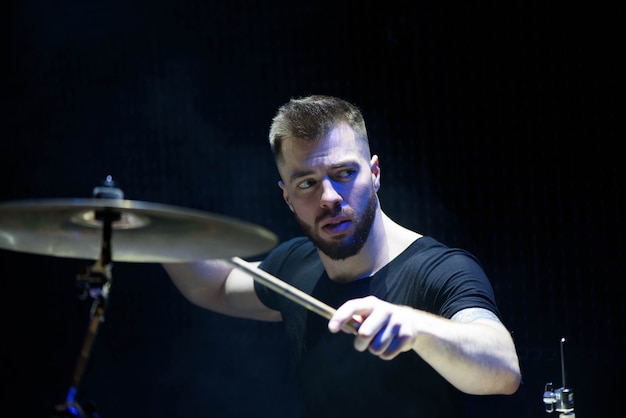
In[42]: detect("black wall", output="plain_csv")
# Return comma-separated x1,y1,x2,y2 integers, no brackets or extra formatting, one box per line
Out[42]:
2,2,624,417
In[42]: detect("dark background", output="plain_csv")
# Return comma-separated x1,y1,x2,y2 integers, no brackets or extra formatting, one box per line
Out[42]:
2,1,624,417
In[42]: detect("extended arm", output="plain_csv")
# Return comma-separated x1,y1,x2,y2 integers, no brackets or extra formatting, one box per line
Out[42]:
162,260,281,321
328,296,521,395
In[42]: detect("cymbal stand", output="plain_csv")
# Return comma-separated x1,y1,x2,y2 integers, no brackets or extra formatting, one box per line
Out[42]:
54,177,123,418
543,337,575,417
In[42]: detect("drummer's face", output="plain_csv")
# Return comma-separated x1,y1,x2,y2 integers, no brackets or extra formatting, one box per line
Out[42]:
277,123,380,260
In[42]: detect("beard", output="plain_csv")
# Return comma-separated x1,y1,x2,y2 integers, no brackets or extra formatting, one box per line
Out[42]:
294,189,378,260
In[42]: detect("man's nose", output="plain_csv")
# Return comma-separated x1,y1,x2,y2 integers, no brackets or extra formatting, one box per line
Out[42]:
320,178,343,209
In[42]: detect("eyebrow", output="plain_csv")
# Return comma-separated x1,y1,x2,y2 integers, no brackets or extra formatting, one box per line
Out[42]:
288,169,315,183
288,161,358,183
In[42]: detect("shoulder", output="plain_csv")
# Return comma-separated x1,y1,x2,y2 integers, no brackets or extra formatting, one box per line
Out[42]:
397,237,499,319
256,237,323,308
411,236,477,258
266,236,315,259
260,236,319,275
398,236,484,275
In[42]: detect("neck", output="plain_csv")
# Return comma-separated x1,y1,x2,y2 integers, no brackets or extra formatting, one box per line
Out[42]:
319,210,421,283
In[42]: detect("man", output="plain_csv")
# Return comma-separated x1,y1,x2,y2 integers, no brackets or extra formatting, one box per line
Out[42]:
163,95,521,417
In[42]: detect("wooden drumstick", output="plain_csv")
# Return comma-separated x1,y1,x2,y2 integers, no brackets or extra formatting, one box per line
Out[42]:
229,256,360,334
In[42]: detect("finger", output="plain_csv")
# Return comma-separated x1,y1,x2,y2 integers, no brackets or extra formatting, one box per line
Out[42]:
378,334,405,360
328,313,364,334
378,323,414,360
353,310,391,351
328,299,373,333
367,322,399,353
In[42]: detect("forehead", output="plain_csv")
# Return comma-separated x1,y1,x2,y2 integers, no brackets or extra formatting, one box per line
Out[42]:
278,124,364,172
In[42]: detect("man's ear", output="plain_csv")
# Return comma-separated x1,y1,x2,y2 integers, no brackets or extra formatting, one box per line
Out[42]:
278,180,294,212
371,155,381,192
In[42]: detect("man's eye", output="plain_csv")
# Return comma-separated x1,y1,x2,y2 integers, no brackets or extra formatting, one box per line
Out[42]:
337,168,357,179
297,179,315,189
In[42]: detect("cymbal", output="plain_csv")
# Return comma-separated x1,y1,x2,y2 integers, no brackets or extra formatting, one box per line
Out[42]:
0,198,278,262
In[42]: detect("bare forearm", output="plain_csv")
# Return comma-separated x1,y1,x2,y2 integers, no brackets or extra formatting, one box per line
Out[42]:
412,313,521,395
329,297,521,395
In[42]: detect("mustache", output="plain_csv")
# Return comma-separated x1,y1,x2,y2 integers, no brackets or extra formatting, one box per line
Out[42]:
315,206,355,224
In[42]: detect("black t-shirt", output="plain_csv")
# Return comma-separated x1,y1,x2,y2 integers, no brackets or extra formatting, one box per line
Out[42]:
255,236,500,418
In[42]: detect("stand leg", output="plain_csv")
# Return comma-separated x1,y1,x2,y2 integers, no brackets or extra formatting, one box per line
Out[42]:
53,207,117,417
53,300,105,417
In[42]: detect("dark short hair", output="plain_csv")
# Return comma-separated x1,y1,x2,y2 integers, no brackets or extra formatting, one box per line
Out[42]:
268,95,370,163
